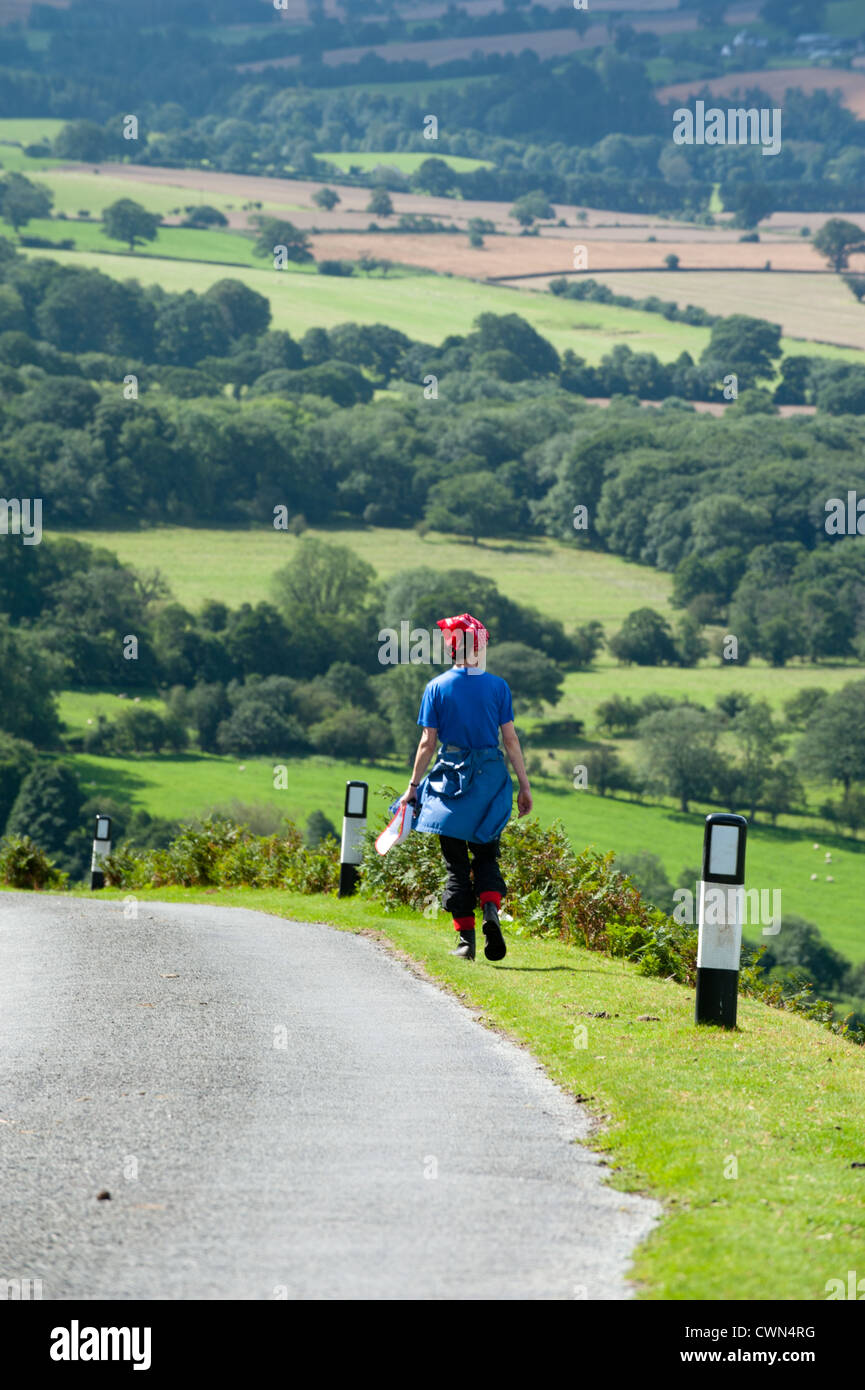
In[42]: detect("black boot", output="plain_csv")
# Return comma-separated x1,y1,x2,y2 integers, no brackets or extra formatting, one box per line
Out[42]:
451,928,476,960
482,902,506,961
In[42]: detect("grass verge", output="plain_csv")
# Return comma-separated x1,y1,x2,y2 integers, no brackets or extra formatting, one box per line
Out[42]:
63,881,865,1300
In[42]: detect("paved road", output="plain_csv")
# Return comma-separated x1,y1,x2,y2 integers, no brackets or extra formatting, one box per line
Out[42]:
0,894,658,1300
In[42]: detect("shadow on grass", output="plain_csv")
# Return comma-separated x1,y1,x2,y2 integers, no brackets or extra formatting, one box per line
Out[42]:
72,763,152,801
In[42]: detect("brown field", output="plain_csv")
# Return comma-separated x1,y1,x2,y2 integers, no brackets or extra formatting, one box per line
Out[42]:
657,66,865,120
309,229,854,279
237,5,735,72
763,211,865,232
580,271,865,354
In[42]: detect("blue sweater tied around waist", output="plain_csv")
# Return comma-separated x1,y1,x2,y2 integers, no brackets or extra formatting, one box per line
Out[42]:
389,744,513,844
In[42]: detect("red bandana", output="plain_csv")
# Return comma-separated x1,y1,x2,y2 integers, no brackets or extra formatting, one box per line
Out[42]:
436,613,490,655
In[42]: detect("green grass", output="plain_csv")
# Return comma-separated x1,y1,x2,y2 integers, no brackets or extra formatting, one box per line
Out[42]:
18,217,275,267
0,119,65,173
0,117,65,144
27,170,306,220
23,242,862,365
67,747,375,831
317,150,492,174
22,247,719,360
58,689,167,737
527,783,865,966
59,881,865,1301
60,525,675,627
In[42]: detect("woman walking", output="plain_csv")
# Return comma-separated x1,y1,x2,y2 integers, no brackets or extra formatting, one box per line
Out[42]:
396,613,532,962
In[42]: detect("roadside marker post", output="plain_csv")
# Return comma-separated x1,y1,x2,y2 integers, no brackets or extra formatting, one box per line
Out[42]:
90,813,112,890
695,813,748,1029
338,781,368,897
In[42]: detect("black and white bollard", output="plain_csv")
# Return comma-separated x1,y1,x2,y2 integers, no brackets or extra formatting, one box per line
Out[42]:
338,781,368,898
90,813,112,890
695,813,748,1028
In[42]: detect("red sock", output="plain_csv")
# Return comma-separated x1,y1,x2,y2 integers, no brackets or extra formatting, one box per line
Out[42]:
479,892,502,909
453,916,475,932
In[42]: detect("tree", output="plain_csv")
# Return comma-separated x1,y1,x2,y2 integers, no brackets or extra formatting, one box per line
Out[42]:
203,278,271,340
0,733,36,835
0,173,53,232
184,682,231,753
180,205,228,228
270,538,377,674
0,616,61,745
252,217,312,262
308,707,390,760
664,253,680,270
729,183,775,229
595,694,641,737
223,602,291,677
731,698,780,821
153,291,232,365
366,188,393,217
488,641,564,711
759,760,803,825
102,198,161,253
6,762,85,869
673,613,708,667
800,682,865,795
409,157,456,197
312,187,340,210
510,190,554,227
822,787,865,839
581,743,632,797
470,312,559,377
615,850,674,911
54,119,112,163
424,471,516,545
609,608,678,666
468,217,495,250
813,218,865,273
571,620,605,668
637,705,719,813
759,916,847,996
783,687,827,731
700,314,782,390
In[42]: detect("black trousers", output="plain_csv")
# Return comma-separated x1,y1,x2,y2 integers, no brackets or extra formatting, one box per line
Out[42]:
439,835,507,919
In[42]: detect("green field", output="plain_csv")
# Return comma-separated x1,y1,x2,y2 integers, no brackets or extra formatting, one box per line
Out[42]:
23,243,864,367
0,118,65,172
19,216,273,266
317,150,492,174
0,117,65,144
27,170,306,219
62,525,675,626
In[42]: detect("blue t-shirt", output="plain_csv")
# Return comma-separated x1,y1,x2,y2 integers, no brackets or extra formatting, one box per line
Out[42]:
417,667,515,748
